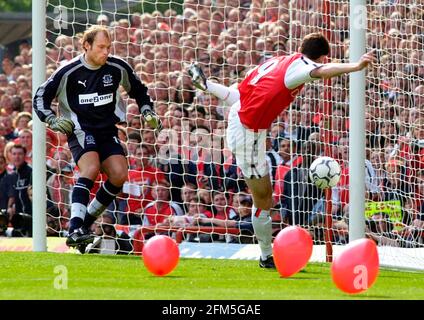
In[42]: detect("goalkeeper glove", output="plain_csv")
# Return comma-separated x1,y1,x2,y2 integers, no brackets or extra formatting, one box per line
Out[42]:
142,109,162,131
45,114,75,136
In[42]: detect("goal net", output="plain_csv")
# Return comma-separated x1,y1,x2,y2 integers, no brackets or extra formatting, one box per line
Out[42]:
41,0,424,270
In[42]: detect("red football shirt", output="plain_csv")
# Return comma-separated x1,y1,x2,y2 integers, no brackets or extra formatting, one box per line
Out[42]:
238,53,320,130
143,202,176,226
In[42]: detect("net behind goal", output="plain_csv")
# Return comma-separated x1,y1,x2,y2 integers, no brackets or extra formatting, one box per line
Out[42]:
40,0,424,270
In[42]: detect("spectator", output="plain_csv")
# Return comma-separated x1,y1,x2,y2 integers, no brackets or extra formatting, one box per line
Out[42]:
7,144,32,236
47,163,73,222
15,129,32,164
46,205,64,237
1,58,14,81
0,116,17,140
142,180,183,227
87,214,133,254
12,112,32,136
273,138,302,203
96,14,110,26
124,144,165,225
337,136,381,212
157,197,213,242
197,194,255,244
126,103,140,125
381,159,413,225
126,132,141,169
154,128,197,204
179,182,197,214
364,212,417,248
46,147,72,175
21,99,33,113
189,125,220,191
0,136,6,158
0,155,12,212
280,139,323,226
3,141,15,173
211,191,236,220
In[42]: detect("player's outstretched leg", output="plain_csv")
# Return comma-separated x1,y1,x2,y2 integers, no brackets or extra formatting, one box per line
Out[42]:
187,62,208,91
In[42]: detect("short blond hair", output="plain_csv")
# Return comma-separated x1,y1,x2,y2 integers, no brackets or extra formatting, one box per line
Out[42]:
81,25,111,50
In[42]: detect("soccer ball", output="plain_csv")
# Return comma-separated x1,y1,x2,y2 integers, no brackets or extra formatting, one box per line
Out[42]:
309,156,341,189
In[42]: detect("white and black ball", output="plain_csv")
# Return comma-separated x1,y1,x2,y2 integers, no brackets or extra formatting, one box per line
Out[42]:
309,156,341,189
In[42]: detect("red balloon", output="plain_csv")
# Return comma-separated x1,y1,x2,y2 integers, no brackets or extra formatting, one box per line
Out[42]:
331,238,379,294
273,226,313,277
142,235,180,276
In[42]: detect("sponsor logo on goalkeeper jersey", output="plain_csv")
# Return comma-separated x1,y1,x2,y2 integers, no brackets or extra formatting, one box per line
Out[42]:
78,93,113,106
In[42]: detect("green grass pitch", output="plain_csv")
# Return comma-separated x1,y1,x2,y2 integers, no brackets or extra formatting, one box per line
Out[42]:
0,252,423,300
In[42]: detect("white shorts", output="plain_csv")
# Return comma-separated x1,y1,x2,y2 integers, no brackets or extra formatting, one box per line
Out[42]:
226,102,268,179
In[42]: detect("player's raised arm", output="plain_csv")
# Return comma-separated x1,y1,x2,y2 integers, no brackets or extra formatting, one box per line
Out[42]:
310,50,377,79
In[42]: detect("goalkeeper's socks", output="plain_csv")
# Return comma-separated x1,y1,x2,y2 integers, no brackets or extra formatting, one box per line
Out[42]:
83,180,122,228
82,212,97,230
251,206,273,260
69,177,94,233
69,217,84,234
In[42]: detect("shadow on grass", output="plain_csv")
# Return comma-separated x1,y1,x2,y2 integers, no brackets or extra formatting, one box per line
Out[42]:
299,270,327,275
82,254,138,261
146,275,184,279
281,277,322,280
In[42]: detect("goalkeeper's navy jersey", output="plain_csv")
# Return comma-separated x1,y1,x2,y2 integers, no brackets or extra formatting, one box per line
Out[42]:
33,54,153,132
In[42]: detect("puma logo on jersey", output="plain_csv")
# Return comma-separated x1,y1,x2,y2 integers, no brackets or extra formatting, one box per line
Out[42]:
78,80,87,87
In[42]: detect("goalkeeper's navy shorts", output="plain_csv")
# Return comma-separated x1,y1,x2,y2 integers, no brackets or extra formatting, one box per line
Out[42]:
67,128,126,164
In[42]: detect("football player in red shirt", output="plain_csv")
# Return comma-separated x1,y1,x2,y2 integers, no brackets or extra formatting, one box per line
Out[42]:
188,33,376,268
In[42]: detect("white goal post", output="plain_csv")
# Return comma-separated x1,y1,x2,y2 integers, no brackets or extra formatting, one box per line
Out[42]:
32,0,47,251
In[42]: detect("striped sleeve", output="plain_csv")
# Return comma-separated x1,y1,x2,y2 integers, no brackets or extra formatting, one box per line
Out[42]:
110,56,154,114
32,68,66,122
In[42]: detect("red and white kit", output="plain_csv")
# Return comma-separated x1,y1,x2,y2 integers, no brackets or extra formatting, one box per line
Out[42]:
226,53,322,178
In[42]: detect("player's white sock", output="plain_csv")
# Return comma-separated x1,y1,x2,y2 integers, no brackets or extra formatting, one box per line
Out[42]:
87,198,106,217
69,203,87,232
206,80,240,105
251,205,273,260
71,203,87,220
69,177,93,232
87,180,121,218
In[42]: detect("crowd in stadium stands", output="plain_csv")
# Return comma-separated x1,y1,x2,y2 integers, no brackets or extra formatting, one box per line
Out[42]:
0,0,423,252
